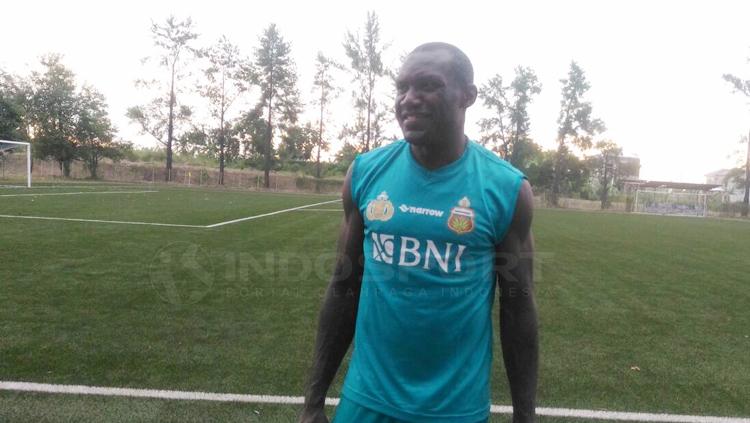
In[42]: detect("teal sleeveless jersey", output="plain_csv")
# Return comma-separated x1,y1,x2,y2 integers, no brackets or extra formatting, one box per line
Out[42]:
343,139,525,422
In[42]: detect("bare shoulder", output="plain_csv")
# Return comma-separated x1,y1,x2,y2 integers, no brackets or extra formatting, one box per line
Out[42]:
340,162,365,239
341,163,360,219
511,180,534,238
498,180,534,250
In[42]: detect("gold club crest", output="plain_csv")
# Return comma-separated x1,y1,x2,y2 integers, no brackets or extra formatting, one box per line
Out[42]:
447,197,475,234
366,192,394,222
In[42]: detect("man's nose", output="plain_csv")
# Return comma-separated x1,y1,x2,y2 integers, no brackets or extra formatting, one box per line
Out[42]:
399,86,422,107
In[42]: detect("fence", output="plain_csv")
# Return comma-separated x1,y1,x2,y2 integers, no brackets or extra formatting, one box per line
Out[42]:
1,156,343,194
532,192,627,212
4,155,746,217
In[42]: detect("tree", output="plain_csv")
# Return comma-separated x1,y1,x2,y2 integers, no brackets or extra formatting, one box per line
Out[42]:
478,67,541,167
589,140,623,209
343,11,389,152
234,108,267,167
333,141,359,174
175,125,209,156
25,55,126,178
723,160,747,216
254,24,301,188
512,138,544,178
126,99,191,170
551,61,605,205
523,146,555,191
200,35,250,184
0,70,29,141
28,54,80,176
312,52,343,178
508,67,542,168
128,16,198,181
721,135,749,217
722,73,750,216
278,122,317,163
76,86,129,178
478,74,511,157
523,146,587,199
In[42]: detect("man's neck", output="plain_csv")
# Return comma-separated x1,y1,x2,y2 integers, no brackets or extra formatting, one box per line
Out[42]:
409,136,468,170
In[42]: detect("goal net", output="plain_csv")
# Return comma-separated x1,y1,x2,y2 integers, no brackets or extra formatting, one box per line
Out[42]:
633,189,708,217
0,140,31,188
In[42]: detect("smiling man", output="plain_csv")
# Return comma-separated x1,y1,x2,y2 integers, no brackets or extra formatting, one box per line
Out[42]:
300,42,538,423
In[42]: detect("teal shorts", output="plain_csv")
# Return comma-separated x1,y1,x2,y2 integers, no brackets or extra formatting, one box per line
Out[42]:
332,396,489,423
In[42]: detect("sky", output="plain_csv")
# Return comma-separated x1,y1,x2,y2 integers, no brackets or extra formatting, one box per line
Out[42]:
3,0,750,183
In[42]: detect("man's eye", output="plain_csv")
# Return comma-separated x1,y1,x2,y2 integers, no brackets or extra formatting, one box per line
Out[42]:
420,81,441,91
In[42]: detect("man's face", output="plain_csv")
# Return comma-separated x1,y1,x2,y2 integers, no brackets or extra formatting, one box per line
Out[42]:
395,50,471,146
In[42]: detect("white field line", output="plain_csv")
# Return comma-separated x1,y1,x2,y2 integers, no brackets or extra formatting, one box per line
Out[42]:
1,381,748,423
0,185,147,190
296,208,343,212
205,199,342,228
0,190,158,197
507,405,750,422
0,214,204,229
0,199,342,228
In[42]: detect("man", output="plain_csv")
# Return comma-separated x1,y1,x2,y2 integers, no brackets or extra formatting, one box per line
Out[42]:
300,42,538,423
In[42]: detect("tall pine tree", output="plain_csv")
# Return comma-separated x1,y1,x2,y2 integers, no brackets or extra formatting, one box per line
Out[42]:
127,16,198,181
551,62,604,205
723,71,750,216
478,67,541,170
342,11,388,152
200,35,250,185
254,24,301,188
312,52,342,178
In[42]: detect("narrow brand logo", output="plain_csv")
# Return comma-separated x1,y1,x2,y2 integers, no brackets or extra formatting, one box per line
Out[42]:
398,204,445,218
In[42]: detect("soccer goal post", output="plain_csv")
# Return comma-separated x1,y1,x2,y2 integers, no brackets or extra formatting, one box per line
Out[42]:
633,189,708,217
0,140,32,188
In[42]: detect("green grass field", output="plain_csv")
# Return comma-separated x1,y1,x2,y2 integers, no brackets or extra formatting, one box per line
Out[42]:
1,182,749,422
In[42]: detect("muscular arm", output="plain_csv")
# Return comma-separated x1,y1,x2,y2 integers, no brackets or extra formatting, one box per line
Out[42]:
300,165,364,423
496,180,538,423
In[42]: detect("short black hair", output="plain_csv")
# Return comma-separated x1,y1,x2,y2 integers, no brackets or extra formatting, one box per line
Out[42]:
410,42,474,87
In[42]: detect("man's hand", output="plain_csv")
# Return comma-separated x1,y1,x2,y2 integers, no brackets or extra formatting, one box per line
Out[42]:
298,406,329,423
497,180,538,423
300,163,364,423
512,409,535,423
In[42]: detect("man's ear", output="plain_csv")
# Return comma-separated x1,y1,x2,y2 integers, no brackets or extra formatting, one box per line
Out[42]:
463,84,478,108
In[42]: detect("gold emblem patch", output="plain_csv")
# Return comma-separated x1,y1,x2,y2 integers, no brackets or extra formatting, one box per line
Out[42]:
447,197,475,234
366,192,394,222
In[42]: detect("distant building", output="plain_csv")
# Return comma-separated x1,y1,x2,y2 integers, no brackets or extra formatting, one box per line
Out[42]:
705,169,744,202
705,169,730,185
